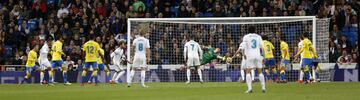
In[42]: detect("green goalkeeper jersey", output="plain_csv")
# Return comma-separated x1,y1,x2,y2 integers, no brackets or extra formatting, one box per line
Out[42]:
201,47,217,64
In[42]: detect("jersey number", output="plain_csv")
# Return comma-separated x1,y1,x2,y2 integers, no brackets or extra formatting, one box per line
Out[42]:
138,43,144,51
87,46,94,54
190,44,195,50
251,39,257,49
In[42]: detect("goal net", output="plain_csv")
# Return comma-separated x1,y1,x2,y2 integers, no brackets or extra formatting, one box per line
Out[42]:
126,16,330,83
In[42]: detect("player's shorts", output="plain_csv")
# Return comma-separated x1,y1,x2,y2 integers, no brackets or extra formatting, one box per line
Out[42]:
264,58,276,68
25,65,39,74
187,57,200,67
51,60,64,69
133,57,146,68
39,59,51,70
312,58,319,69
280,59,290,68
301,58,313,69
85,62,98,69
244,57,263,69
111,64,126,72
98,64,105,71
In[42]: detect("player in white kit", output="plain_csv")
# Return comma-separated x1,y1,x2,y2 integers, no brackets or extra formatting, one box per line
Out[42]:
241,26,266,93
38,38,52,85
296,38,305,83
128,29,151,88
184,35,203,84
110,40,128,84
233,40,255,82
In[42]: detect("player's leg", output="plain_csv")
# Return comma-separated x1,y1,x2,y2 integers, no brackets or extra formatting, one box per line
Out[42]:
264,59,272,82
20,67,32,84
61,61,71,85
81,62,90,85
244,59,253,93
39,63,45,84
256,58,266,93
114,65,125,84
240,60,245,82
297,59,304,83
185,58,192,84
104,65,111,82
251,69,255,81
127,67,135,87
140,58,148,87
195,57,203,83
279,60,288,82
302,58,311,83
91,62,99,85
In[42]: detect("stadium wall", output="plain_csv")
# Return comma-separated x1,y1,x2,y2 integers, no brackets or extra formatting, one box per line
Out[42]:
0,63,358,84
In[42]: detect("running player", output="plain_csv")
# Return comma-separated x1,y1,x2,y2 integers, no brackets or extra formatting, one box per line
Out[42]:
81,34,103,86
110,39,129,84
38,38,52,85
49,36,71,85
20,45,40,84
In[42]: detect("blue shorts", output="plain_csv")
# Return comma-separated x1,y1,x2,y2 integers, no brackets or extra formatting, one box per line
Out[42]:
84,62,98,69
51,60,64,68
301,58,313,69
265,58,276,68
25,65,39,74
281,60,290,67
98,64,105,71
312,58,319,69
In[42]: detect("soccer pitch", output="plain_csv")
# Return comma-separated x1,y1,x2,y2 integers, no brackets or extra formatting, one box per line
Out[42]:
0,82,359,100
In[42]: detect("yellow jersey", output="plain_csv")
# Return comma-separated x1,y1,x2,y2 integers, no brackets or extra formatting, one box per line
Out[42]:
300,38,315,59
280,41,290,60
97,48,105,64
51,41,64,61
83,40,101,62
263,40,274,59
26,50,37,67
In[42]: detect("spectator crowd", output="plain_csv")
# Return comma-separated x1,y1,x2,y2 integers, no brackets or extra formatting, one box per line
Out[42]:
0,0,358,68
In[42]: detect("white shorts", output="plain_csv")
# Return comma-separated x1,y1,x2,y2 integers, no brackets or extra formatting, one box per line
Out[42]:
187,57,200,67
244,57,263,69
39,59,51,70
110,64,126,72
133,57,146,68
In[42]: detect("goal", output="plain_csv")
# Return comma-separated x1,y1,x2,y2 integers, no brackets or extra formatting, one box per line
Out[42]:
126,16,330,83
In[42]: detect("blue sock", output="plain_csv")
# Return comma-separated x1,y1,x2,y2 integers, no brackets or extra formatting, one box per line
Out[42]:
63,72,68,83
94,75,98,84
89,76,93,82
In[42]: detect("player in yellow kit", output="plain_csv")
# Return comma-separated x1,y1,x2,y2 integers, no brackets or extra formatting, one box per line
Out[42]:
262,35,277,82
81,34,103,86
279,36,290,83
49,36,71,85
20,45,40,84
88,43,110,84
295,33,317,83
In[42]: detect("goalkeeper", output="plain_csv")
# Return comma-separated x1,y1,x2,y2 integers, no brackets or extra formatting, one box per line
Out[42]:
199,45,232,66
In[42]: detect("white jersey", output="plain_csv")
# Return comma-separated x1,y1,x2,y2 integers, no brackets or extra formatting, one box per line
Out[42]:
111,47,126,65
298,40,304,58
242,33,264,59
239,42,246,68
184,40,202,59
38,42,50,60
133,36,150,58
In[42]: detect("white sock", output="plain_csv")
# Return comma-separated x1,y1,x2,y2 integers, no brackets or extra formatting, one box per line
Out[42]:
140,70,146,86
112,72,118,81
312,69,316,80
299,70,304,81
187,69,191,82
128,70,135,84
240,70,245,80
246,74,252,91
52,74,55,82
251,69,255,81
115,71,125,82
40,71,44,83
197,68,203,82
259,73,266,90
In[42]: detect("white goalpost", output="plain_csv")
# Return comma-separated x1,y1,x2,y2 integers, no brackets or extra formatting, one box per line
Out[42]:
126,16,330,84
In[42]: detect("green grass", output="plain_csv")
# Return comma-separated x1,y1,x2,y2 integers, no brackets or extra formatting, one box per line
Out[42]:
0,82,359,100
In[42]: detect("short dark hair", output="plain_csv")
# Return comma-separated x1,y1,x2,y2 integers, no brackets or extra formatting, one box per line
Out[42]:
119,40,126,45
89,34,95,40
189,34,195,40
248,26,256,33
302,32,309,39
56,34,63,40
262,35,269,41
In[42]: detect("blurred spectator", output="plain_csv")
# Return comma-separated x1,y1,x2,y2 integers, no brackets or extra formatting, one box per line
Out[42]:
133,0,145,12
64,56,75,70
329,41,340,63
337,51,351,64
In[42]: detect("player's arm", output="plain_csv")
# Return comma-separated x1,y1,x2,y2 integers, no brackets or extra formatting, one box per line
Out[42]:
183,44,188,62
310,45,318,58
146,40,151,63
295,46,304,58
233,47,241,58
